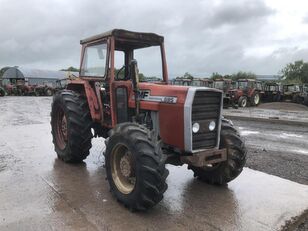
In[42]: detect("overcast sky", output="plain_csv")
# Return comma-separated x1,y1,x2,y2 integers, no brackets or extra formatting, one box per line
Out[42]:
1,0,308,78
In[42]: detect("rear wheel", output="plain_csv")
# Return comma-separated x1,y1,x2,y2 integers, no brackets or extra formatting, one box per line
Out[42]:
251,92,260,106
51,90,93,162
189,119,246,184
238,96,248,107
104,123,168,211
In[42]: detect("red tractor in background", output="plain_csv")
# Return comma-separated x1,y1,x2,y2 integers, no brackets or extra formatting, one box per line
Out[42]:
50,29,246,211
213,78,237,108
229,79,263,107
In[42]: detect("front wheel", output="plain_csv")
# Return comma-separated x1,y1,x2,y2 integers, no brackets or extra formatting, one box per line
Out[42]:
104,123,168,211
50,90,93,163
189,119,247,184
238,96,248,107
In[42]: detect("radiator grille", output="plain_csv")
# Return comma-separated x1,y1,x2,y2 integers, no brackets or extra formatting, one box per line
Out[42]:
192,91,221,150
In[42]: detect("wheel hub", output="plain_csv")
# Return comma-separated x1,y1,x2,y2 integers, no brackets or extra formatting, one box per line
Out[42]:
61,116,67,139
111,145,136,194
120,153,133,178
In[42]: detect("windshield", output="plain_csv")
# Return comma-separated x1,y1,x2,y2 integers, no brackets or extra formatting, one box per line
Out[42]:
238,81,248,89
191,80,202,86
134,46,163,82
81,43,107,77
287,86,297,92
214,81,224,89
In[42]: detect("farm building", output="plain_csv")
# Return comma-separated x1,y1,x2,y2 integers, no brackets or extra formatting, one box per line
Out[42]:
1,67,78,87
256,74,282,81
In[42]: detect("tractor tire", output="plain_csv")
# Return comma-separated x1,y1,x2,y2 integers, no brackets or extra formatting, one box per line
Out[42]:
0,87,5,97
251,92,260,106
273,94,281,102
50,90,93,163
304,97,308,106
238,96,248,107
45,88,53,96
189,119,246,185
104,122,168,211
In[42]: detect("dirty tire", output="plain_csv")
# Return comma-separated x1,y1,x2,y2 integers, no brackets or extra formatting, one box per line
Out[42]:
251,92,260,106
45,88,53,96
273,93,281,102
51,90,92,163
0,87,5,96
238,96,248,107
189,119,247,185
104,123,168,211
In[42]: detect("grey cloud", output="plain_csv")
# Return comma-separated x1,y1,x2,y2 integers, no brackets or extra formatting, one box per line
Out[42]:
0,0,304,77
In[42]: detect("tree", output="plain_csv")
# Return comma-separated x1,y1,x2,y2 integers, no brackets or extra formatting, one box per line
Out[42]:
281,60,308,83
183,72,194,80
61,66,80,72
211,72,223,80
231,71,256,80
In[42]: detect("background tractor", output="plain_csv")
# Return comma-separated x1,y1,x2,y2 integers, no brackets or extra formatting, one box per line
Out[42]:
213,78,237,108
262,82,282,102
282,84,302,103
229,79,263,107
50,29,246,211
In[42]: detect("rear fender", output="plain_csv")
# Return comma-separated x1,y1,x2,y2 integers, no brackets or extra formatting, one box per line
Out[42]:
67,81,102,122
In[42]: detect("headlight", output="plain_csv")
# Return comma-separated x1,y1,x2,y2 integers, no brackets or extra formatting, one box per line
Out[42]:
192,123,200,133
209,121,216,131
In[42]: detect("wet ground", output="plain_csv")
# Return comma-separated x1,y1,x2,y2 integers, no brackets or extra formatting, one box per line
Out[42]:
0,97,308,231
224,102,308,124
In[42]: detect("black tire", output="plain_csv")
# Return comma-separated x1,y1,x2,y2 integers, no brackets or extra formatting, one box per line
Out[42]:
104,123,168,211
189,119,247,185
45,88,53,96
51,90,93,163
251,92,260,106
238,96,248,107
0,87,5,97
304,97,308,106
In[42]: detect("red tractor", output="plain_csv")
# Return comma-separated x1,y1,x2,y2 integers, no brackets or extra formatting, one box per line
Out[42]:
229,79,263,107
50,29,246,211
213,78,237,108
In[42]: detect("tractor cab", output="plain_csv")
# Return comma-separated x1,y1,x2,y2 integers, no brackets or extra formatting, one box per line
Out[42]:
263,82,282,102
282,84,302,102
191,78,213,88
213,78,236,108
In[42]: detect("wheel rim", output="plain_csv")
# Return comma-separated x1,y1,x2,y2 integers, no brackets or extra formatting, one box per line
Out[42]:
111,144,136,194
254,94,260,104
55,108,68,150
242,98,247,107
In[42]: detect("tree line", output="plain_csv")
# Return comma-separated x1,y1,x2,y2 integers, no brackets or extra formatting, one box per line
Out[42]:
175,60,308,84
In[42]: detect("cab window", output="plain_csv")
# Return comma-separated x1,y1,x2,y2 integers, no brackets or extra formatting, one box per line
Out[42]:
81,43,107,77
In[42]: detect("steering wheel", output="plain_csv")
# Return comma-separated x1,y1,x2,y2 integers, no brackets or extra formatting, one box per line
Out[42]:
116,65,126,80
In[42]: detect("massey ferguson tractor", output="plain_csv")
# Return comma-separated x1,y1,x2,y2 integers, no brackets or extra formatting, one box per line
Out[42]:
50,29,246,211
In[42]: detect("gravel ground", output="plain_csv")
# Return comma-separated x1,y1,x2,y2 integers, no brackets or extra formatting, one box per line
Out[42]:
246,147,308,185
258,102,308,111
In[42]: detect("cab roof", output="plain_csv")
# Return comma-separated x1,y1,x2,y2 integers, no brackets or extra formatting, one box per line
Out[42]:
80,29,164,46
